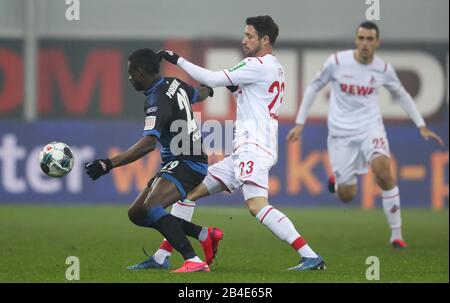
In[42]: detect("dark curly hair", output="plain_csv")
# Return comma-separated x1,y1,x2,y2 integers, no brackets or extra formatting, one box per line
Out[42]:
246,15,279,46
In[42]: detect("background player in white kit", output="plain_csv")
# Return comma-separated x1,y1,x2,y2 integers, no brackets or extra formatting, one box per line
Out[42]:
132,16,325,271
287,21,444,249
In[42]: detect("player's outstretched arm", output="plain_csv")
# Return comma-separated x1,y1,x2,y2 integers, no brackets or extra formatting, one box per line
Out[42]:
290,54,335,141
85,136,157,181
110,135,158,168
419,126,444,146
158,49,231,88
383,63,443,147
286,124,304,142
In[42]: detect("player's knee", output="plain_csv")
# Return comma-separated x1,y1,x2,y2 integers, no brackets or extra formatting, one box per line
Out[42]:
128,209,139,225
127,207,147,227
338,187,356,203
375,170,394,189
248,205,260,217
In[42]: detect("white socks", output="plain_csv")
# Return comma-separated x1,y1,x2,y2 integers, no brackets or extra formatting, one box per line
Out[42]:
153,199,196,264
256,205,318,258
154,245,172,264
381,186,403,242
187,256,203,263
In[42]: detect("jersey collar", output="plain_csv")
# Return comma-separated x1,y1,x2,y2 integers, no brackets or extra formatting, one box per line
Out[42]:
144,77,165,97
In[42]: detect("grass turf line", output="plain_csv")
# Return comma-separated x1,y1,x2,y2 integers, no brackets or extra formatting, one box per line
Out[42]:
0,205,448,282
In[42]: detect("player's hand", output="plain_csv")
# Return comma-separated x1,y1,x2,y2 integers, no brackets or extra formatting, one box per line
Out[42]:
419,126,444,146
157,49,180,65
200,84,214,97
286,124,304,142
85,159,113,181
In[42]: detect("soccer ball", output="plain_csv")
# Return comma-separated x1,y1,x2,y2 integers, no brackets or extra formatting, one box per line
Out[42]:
39,142,75,178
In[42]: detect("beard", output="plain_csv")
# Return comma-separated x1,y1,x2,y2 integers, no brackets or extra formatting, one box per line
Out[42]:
359,48,373,62
244,43,262,57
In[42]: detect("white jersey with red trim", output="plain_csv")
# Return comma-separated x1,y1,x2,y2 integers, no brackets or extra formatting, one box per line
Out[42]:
296,49,425,137
223,54,285,161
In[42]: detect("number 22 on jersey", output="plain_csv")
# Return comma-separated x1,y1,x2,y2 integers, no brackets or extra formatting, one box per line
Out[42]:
267,81,285,120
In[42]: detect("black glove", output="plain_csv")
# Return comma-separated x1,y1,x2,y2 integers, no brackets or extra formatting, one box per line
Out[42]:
200,84,214,97
226,85,239,93
85,159,113,181
157,49,180,65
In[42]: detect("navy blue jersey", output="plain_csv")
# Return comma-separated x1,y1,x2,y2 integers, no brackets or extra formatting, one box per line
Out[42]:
142,77,208,166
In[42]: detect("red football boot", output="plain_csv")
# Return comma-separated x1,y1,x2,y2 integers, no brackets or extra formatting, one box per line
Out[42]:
200,227,224,265
170,261,210,273
392,239,408,249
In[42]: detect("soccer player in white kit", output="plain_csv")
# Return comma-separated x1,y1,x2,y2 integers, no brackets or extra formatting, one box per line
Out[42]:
137,16,325,271
287,21,444,249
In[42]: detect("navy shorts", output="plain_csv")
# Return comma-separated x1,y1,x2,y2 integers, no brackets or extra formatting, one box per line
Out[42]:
152,160,207,200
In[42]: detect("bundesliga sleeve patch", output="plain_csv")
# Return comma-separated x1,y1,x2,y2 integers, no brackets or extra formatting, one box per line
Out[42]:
144,116,156,130
228,61,246,72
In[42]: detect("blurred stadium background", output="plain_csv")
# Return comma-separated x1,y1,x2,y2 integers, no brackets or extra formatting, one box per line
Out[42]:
0,0,448,282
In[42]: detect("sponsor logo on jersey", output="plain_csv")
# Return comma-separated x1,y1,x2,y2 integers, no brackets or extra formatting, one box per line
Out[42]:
144,116,156,130
146,106,158,114
228,61,246,72
340,83,375,96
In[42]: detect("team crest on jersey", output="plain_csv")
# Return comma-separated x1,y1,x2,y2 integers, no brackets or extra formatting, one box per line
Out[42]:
144,116,156,130
228,61,246,72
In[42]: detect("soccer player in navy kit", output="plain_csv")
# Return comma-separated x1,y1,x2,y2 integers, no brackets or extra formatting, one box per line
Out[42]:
85,48,221,273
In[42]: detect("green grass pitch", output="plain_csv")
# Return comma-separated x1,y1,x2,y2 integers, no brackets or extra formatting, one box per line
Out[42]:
0,205,448,282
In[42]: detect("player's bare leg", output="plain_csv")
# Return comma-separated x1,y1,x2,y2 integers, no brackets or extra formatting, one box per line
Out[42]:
186,183,214,201
337,184,357,203
127,177,210,272
371,154,406,249
370,155,396,189
151,177,227,267
127,177,161,226
127,185,152,227
246,192,325,270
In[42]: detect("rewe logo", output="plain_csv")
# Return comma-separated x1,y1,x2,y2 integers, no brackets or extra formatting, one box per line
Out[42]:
340,83,375,96
65,0,80,21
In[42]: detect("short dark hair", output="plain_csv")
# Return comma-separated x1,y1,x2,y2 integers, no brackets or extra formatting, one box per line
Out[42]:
357,21,380,38
128,48,160,74
246,15,279,45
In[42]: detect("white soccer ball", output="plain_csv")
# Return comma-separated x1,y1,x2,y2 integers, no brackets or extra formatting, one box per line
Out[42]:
38,142,75,178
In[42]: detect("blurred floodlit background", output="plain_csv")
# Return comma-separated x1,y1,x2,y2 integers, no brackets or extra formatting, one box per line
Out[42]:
0,0,448,209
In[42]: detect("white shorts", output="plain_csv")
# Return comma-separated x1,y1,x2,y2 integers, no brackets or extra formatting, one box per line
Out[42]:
203,144,275,200
328,126,391,186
